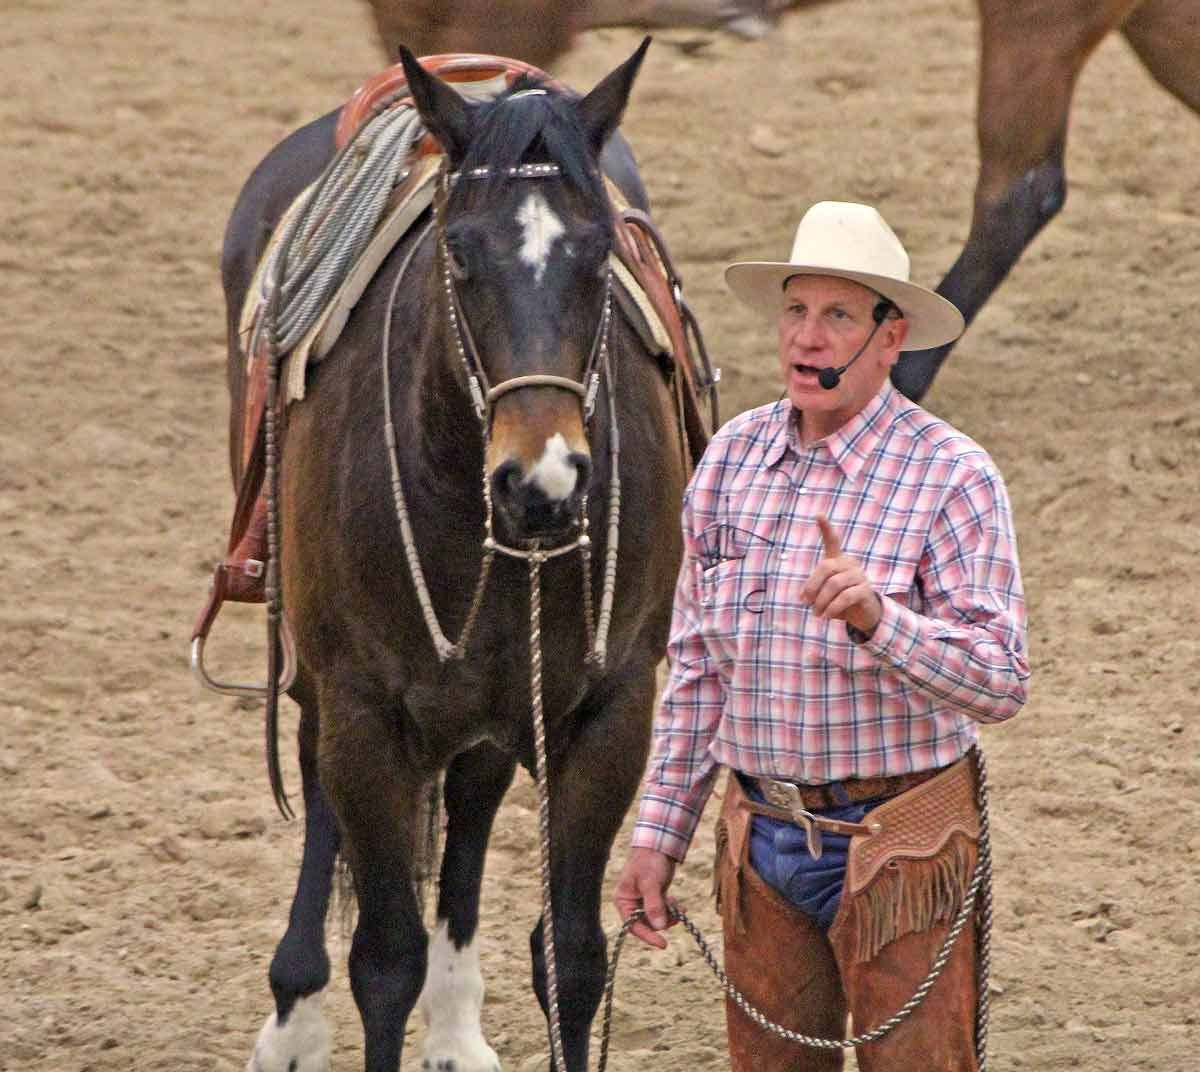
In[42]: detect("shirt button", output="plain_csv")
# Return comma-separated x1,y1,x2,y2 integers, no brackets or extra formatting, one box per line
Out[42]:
779,549,789,559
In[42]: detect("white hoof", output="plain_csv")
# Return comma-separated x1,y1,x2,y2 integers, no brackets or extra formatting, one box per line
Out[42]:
245,993,332,1072
418,922,502,1072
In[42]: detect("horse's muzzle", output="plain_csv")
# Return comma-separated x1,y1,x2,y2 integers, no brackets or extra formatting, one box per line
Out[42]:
490,453,591,540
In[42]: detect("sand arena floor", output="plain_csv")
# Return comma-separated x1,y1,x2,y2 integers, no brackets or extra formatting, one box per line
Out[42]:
1,1,1197,1069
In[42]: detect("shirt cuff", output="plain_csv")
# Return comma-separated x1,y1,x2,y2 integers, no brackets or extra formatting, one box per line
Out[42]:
856,594,923,668
629,782,712,862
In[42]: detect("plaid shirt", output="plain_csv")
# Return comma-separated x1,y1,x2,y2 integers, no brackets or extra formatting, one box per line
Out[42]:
631,381,1029,861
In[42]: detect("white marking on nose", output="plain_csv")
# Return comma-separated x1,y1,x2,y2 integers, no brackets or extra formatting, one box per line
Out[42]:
527,433,579,501
418,921,500,1072
516,191,565,285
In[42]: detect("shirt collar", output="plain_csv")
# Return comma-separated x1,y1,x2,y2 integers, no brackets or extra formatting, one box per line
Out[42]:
763,380,903,482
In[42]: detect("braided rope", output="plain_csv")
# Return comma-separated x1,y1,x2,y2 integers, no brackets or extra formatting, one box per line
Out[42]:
260,103,425,355
528,555,568,1071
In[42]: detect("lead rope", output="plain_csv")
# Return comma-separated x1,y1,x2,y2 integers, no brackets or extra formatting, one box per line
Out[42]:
596,746,994,1070
529,553,568,1071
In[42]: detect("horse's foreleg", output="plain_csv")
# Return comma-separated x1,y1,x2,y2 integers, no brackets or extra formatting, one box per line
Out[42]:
1122,0,1200,115
893,0,1137,402
530,666,656,1071
418,742,517,1072
247,695,340,1072
320,689,428,1072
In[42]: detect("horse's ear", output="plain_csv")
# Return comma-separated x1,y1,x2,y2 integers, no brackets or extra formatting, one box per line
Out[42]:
397,44,472,165
577,36,651,157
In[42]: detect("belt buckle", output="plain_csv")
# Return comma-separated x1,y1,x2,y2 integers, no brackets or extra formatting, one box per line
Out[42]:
762,781,824,860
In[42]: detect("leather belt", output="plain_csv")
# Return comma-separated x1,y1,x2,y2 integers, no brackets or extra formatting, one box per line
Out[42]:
755,766,942,812
743,766,945,860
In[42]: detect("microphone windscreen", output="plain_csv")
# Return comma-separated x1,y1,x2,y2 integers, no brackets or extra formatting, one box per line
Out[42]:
818,367,841,390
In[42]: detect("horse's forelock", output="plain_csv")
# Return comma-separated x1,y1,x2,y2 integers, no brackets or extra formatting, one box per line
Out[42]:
449,79,609,216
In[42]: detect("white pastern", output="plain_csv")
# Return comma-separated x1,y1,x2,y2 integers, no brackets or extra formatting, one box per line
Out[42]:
245,993,331,1072
527,433,578,502
418,922,500,1072
516,191,565,285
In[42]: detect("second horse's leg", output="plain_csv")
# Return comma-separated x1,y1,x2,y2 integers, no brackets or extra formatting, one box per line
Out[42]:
320,686,429,1072
893,0,1139,401
246,690,340,1072
418,742,517,1072
530,665,657,1071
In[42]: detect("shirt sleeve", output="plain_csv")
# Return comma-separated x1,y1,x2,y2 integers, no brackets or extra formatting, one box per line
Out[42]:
630,492,725,862
858,463,1030,722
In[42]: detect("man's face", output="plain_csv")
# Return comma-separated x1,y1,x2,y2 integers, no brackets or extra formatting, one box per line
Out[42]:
776,275,907,426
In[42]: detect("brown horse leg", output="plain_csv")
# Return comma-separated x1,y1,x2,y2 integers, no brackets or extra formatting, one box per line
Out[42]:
319,686,428,1072
417,743,517,1072
1122,0,1200,114
893,0,1138,401
529,664,657,1071
246,689,342,1072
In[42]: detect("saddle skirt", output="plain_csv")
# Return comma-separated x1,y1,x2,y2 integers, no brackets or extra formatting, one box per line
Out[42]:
193,53,714,645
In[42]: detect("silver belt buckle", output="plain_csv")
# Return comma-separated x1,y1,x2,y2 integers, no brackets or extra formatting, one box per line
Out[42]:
762,780,824,860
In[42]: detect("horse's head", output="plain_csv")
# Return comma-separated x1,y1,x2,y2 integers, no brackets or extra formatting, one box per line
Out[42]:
399,41,648,545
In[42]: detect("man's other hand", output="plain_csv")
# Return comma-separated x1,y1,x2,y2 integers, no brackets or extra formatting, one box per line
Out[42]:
612,846,678,949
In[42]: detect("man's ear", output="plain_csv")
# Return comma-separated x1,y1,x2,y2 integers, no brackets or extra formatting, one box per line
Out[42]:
880,316,908,365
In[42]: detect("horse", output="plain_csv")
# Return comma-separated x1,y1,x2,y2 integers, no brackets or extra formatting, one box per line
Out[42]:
220,40,694,1072
361,0,1200,401
361,0,791,70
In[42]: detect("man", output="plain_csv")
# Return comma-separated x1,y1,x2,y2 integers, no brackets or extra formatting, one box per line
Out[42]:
612,201,1029,1070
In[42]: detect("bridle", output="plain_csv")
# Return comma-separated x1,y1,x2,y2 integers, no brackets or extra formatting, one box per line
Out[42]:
441,160,613,425
379,154,623,667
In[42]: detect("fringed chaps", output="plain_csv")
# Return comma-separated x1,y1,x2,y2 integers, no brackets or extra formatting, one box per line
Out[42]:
714,761,982,1072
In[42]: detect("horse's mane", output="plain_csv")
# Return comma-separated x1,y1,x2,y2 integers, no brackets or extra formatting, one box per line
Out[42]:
450,76,610,220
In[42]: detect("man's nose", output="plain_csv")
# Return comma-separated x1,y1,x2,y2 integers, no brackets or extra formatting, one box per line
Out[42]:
791,316,826,347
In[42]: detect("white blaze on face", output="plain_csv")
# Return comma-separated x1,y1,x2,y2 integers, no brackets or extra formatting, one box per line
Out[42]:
516,190,565,285
418,921,500,1072
527,433,579,501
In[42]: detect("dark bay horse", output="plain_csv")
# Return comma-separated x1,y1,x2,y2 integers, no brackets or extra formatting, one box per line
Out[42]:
363,0,1200,401
222,41,691,1072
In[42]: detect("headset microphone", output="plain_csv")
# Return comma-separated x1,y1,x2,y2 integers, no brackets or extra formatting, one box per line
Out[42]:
817,299,895,391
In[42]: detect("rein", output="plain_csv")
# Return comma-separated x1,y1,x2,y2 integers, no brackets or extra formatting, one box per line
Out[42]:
379,158,621,665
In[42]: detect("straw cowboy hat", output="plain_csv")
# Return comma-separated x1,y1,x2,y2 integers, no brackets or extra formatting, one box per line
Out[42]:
725,202,965,351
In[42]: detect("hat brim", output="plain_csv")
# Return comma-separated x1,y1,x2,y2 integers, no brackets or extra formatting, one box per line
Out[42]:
724,262,965,351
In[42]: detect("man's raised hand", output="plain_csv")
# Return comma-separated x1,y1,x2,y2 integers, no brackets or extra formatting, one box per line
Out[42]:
800,514,883,636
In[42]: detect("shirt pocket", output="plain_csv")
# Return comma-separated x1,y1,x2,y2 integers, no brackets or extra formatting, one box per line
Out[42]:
695,521,776,667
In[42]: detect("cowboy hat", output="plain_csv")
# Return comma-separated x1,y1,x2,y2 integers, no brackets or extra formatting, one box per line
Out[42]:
724,201,965,351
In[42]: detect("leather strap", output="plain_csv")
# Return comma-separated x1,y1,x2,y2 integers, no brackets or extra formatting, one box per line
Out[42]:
755,766,943,812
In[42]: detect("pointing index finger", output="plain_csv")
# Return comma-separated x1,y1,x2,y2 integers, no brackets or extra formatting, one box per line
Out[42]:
817,514,842,558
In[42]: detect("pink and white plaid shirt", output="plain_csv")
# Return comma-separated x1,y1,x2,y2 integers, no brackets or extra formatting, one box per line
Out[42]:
631,381,1029,861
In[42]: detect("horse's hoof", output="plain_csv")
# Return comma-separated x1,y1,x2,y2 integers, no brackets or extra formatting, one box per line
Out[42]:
245,994,331,1072
420,1049,501,1072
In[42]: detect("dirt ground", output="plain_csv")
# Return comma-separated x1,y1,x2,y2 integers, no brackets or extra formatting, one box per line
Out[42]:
2,1,1198,1069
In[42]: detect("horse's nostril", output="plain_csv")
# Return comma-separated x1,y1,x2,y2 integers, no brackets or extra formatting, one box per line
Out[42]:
492,459,523,502
569,452,591,496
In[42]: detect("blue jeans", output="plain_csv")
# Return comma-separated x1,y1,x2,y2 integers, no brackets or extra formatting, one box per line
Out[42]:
741,775,887,930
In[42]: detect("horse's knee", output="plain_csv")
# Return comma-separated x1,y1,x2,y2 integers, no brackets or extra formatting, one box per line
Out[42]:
529,917,607,1008
349,923,429,1019
269,933,332,1016
973,153,1067,263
